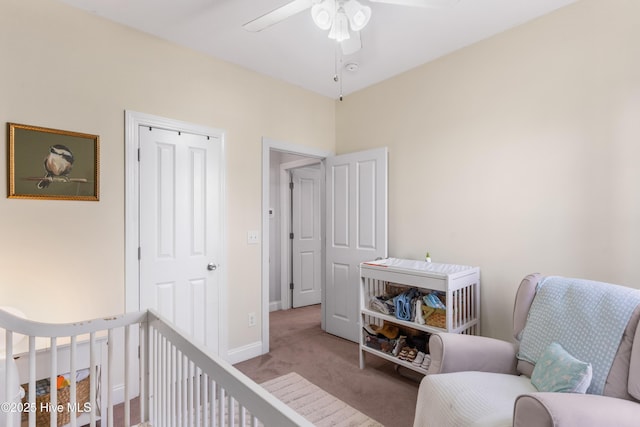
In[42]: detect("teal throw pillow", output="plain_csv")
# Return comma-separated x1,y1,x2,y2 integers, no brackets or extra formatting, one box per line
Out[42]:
531,342,592,393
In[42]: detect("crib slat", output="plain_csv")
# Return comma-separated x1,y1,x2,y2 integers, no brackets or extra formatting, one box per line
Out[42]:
28,335,36,427
4,332,13,427
156,328,161,427
157,336,162,427
140,322,148,424
203,373,209,427
217,384,224,427
184,352,190,427
228,394,235,427
50,337,57,427
151,327,158,426
239,403,246,427
124,324,131,427
159,333,164,427
188,360,194,427
70,335,77,427
89,332,97,427
171,348,176,427
166,337,170,427
212,377,218,427
195,366,202,426
177,350,183,426
107,329,114,427
163,336,169,427
170,343,176,427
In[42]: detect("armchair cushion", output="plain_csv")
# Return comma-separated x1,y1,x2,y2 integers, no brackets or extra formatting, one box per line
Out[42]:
414,372,536,427
530,342,592,393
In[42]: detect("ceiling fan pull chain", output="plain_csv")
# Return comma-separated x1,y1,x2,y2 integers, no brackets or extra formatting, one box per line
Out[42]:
339,56,344,101
333,40,344,101
334,37,339,82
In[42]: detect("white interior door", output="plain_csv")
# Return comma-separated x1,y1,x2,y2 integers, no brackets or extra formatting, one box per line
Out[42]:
291,165,322,308
139,126,221,353
325,147,388,342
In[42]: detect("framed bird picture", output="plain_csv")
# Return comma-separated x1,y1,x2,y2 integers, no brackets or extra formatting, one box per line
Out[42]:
7,123,99,201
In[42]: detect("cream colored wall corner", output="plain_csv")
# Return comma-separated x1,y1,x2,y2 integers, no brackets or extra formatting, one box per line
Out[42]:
336,0,640,341
0,0,335,352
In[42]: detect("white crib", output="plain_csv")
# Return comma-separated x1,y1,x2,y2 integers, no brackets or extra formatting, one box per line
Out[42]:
0,308,312,427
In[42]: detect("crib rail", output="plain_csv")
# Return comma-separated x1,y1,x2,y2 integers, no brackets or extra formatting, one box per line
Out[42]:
1,308,312,427
1,309,147,427
146,310,311,427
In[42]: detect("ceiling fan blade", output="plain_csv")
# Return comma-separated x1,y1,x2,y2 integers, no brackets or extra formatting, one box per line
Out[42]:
341,31,362,55
369,0,459,8
243,0,314,32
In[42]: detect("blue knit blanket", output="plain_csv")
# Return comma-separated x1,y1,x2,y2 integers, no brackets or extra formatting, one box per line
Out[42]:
517,276,640,395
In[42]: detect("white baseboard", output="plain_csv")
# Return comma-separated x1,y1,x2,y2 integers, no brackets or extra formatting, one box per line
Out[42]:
227,341,263,365
112,384,126,405
111,383,142,404
269,301,282,312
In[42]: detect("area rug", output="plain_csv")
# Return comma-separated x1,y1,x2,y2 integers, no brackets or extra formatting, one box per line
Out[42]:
261,372,383,427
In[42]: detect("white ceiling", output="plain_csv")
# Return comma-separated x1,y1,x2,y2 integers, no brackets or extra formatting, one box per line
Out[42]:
56,0,578,99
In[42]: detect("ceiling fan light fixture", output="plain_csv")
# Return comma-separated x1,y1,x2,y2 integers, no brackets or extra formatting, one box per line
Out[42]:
328,9,350,42
311,1,334,30
344,0,371,31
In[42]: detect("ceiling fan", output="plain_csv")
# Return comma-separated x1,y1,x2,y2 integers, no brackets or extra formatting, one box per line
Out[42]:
242,0,459,55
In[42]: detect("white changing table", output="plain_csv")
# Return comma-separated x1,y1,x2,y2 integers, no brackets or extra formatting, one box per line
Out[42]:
359,258,480,374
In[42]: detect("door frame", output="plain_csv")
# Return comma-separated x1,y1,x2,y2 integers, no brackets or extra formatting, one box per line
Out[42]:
125,110,228,358
279,158,322,311
261,138,332,354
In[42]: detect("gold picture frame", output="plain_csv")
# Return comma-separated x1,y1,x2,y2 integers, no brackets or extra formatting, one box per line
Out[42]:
8,123,99,201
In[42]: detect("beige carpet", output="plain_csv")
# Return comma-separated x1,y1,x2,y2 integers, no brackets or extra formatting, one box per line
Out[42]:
262,372,384,427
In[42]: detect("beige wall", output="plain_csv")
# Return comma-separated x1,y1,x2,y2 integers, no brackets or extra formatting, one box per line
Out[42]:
0,0,335,350
2,0,638,352
337,0,640,340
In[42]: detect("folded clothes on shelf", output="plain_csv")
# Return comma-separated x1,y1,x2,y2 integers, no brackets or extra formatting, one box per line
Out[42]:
394,288,420,321
423,292,446,310
369,296,395,315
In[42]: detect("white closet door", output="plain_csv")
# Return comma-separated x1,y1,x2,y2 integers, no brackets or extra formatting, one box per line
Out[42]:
139,126,222,353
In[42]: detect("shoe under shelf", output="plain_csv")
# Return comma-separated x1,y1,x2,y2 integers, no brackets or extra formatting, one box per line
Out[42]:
360,344,429,375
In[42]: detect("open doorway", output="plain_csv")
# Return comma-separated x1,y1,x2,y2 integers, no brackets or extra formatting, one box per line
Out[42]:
261,139,333,354
279,158,323,310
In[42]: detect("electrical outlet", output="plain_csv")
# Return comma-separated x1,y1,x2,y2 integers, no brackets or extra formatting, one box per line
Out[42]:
248,312,256,327
247,230,259,245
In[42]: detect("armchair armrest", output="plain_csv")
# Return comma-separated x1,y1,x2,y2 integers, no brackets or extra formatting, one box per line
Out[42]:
428,332,518,374
514,393,640,427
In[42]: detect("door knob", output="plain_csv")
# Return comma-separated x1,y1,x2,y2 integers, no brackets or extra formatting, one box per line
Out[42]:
207,263,218,271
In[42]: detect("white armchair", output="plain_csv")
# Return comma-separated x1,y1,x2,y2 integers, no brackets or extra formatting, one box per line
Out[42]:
413,274,640,427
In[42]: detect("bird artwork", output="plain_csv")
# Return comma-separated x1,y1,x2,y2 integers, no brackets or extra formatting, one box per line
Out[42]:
37,144,74,189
